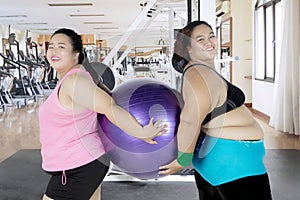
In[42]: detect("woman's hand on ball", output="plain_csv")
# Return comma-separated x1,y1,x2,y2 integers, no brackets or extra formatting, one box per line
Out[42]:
158,159,184,175
140,117,167,144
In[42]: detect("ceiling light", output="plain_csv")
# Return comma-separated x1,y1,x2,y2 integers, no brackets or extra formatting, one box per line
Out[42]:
98,32,121,35
83,21,113,24
48,3,93,7
30,28,53,31
93,27,118,30
0,15,27,18
70,14,104,17
19,22,48,25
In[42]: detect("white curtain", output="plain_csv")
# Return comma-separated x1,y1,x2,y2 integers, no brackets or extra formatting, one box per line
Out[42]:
269,0,300,135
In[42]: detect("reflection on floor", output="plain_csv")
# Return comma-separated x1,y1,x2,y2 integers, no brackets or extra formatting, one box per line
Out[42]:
0,97,299,163
0,98,44,163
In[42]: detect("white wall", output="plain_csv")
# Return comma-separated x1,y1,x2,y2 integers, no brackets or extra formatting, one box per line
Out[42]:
231,0,253,103
252,80,274,116
200,0,216,30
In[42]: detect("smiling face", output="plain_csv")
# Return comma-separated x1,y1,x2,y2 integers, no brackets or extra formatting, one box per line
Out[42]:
188,24,218,62
46,33,79,72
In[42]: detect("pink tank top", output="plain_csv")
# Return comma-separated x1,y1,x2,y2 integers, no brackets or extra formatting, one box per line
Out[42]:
39,68,105,171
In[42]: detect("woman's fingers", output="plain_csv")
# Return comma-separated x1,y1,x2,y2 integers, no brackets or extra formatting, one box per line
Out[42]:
144,139,158,144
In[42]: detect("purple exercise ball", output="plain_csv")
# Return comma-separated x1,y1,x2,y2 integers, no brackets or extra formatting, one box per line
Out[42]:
98,78,182,180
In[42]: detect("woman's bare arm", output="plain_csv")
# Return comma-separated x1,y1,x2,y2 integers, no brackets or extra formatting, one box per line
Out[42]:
64,71,166,144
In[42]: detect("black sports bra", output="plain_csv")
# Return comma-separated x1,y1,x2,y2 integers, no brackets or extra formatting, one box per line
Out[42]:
183,64,245,124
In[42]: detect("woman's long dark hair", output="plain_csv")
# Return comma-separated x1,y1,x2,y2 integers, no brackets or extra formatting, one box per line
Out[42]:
172,21,213,73
51,28,84,64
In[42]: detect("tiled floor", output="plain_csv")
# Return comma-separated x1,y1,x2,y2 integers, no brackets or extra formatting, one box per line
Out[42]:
256,117,300,150
0,99,43,163
0,97,299,163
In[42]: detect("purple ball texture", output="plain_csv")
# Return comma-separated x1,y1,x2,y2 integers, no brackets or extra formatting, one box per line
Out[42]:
98,78,182,180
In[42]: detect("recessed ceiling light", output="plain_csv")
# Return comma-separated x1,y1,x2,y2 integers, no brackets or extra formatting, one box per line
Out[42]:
70,14,104,17
99,32,121,35
19,22,48,25
93,27,118,30
0,15,27,18
30,28,53,31
48,3,93,7
83,21,113,24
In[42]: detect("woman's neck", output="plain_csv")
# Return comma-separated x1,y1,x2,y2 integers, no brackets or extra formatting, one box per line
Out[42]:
57,64,81,80
188,60,215,69
189,59,215,70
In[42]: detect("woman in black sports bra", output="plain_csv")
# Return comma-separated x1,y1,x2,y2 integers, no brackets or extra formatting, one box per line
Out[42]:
159,21,272,200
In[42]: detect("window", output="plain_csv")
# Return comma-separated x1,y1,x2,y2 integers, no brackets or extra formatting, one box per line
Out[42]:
254,0,281,82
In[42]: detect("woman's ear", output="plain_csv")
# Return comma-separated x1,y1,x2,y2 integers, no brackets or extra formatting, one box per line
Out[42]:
187,46,192,55
74,52,80,62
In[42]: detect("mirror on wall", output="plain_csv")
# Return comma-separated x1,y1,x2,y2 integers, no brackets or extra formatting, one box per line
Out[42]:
219,17,232,82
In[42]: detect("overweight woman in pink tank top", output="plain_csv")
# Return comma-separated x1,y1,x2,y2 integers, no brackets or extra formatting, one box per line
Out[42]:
39,28,166,200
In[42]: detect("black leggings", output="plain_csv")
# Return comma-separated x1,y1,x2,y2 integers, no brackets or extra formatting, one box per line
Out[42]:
45,154,110,200
194,170,272,200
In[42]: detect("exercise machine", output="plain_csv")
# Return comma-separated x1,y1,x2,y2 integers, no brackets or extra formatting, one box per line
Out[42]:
0,34,36,108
